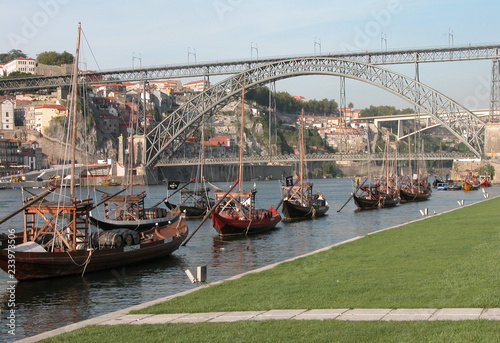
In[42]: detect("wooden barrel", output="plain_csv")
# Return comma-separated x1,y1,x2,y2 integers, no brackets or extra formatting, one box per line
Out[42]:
143,207,167,219
108,229,141,246
90,232,123,249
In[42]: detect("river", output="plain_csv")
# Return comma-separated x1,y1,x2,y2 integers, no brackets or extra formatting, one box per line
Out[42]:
0,178,498,341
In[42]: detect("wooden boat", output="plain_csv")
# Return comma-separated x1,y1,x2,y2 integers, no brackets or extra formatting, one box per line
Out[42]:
480,178,491,187
89,192,180,231
280,109,328,221
281,179,329,220
448,182,462,191
462,173,480,191
100,179,120,187
0,194,188,281
353,137,400,210
436,182,448,190
90,98,176,231
353,182,400,209
212,187,281,236
165,186,214,219
211,84,281,236
400,176,431,202
0,23,188,281
400,187,431,202
400,136,431,203
165,117,214,219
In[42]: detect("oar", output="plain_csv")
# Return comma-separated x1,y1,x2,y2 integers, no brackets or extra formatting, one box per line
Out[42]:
337,178,367,213
0,186,56,225
181,179,239,246
152,177,196,208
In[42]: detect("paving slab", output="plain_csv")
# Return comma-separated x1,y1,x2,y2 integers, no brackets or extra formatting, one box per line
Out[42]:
480,308,500,320
294,309,349,320
170,312,227,323
430,308,483,321
209,311,266,322
252,309,308,320
337,309,392,321
99,314,153,325
131,314,190,324
383,309,437,321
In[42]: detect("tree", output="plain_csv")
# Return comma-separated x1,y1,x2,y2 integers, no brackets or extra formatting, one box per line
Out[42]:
478,164,495,179
37,51,74,65
4,71,35,78
0,49,26,63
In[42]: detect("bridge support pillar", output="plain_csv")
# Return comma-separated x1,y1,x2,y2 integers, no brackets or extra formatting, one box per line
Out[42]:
490,58,500,122
397,119,403,138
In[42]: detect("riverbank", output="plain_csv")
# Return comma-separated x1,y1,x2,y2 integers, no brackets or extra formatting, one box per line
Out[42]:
28,195,500,342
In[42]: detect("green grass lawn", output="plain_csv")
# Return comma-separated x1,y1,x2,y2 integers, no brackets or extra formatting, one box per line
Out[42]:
42,320,500,343
41,196,500,342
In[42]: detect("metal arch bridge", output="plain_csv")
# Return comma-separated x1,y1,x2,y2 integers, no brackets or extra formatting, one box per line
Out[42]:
0,44,499,91
157,152,476,167
145,56,486,167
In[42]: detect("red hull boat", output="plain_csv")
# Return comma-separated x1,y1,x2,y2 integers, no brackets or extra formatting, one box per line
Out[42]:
212,206,280,237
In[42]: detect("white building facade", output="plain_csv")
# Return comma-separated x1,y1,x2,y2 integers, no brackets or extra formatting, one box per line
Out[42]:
1,100,15,130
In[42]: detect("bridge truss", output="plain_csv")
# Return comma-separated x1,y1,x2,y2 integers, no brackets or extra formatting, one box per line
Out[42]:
159,152,475,167
145,57,486,167
1,44,499,91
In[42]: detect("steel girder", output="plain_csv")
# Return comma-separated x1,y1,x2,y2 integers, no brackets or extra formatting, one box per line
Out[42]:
146,57,485,167
159,152,474,166
2,44,500,92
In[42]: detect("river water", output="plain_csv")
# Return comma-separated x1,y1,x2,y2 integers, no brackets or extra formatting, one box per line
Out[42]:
0,178,498,341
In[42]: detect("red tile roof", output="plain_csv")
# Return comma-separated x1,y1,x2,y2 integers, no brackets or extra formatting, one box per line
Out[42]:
35,104,67,110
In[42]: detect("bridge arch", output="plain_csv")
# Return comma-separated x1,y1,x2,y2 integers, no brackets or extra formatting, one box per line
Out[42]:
145,57,486,166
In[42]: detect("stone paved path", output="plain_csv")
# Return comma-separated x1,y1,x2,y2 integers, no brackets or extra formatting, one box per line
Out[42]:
18,308,500,342
97,308,500,325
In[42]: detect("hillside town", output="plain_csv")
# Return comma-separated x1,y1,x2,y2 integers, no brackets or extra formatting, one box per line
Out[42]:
0,55,371,178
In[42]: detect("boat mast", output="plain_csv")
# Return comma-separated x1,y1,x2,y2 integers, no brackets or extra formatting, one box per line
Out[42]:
385,136,389,193
299,108,305,204
239,83,244,192
199,114,205,189
394,137,398,196
408,135,413,192
129,128,134,194
236,82,245,219
69,22,81,199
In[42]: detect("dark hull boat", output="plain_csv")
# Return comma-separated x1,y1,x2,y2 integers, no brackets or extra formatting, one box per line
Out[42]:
352,178,400,210
89,211,180,231
0,215,188,281
281,198,329,221
400,188,431,202
353,193,400,209
90,192,178,232
279,108,329,221
165,186,214,219
165,201,208,218
212,206,281,237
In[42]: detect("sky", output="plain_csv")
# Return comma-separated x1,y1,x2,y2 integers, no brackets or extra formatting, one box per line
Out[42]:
1,0,499,110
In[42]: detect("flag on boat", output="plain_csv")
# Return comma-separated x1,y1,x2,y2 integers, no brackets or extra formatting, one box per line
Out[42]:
168,180,180,190
285,176,293,187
